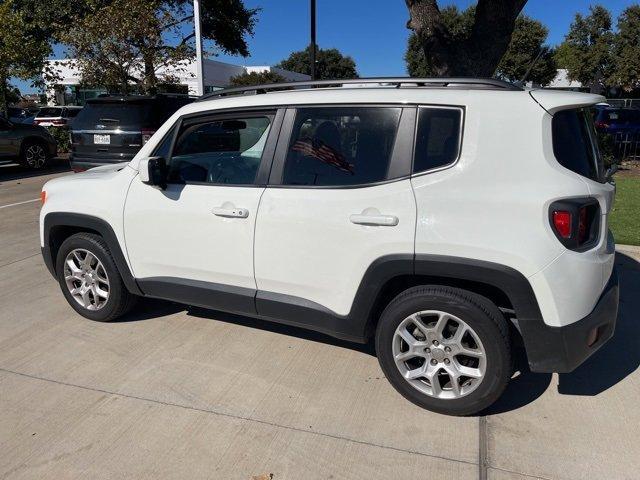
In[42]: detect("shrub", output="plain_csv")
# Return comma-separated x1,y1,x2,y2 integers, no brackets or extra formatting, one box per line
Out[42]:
46,126,70,154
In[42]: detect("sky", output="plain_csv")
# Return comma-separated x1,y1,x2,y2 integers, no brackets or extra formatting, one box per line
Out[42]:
13,0,638,93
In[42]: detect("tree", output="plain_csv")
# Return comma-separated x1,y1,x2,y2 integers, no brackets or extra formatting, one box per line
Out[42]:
405,0,527,77
496,16,557,85
405,6,474,77
0,0,50,115
60,0,258,95
277,46,358,79
405,6,555,84
610,5,640,92
555,5,615,93
229,70,286,87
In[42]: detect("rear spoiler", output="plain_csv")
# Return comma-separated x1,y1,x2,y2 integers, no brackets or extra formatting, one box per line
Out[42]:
529,90,606,115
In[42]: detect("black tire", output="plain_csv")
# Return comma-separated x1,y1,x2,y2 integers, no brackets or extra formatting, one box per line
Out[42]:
20,140,49,170
375,285,511,416
55,233,137,322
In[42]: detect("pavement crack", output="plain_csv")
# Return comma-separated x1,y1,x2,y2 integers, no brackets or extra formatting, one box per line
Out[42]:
0,367,477,469
0,253,40,269
478,415,487,480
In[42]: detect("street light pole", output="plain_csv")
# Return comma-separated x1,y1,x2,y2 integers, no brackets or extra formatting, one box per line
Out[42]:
310,0,316,80
194,0,205,96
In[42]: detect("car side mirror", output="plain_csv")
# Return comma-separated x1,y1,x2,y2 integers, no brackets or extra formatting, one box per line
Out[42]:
139,156,168,189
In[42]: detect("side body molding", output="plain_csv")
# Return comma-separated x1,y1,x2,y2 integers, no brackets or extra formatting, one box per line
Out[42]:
42,212,143,295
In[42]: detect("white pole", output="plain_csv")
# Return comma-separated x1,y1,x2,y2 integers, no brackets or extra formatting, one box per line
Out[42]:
194,0,205,96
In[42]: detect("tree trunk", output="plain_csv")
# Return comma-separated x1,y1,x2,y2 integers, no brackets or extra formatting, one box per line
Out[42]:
0,77,8,119
406,0,528,77
143,53,157,95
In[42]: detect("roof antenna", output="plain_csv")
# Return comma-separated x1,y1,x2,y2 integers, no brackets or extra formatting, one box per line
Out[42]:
517,46,548,87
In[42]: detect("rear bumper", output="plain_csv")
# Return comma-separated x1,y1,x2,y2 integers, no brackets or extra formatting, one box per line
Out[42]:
519,266,619,373
70,152,135,171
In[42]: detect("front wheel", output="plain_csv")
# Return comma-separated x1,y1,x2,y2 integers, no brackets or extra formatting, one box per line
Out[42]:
375,285,511,416
55,233,137,322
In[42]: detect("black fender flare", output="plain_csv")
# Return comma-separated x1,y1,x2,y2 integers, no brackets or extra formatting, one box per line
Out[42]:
42,212,142,295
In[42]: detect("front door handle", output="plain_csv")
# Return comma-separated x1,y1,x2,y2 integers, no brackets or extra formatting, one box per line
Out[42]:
350,213,399,226
212,206,249,218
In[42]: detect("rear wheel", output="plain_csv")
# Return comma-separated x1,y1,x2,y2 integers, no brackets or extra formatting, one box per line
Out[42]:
20,141,49,169
55,233,137,322
375,285,511,415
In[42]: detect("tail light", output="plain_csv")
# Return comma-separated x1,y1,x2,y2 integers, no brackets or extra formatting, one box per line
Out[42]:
141,129,156,144
51,119,67,126
549,198,600,251
595,121,610,130
40,190,47,206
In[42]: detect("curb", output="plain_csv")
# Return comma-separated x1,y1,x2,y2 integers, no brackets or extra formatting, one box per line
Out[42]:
616,244,640,255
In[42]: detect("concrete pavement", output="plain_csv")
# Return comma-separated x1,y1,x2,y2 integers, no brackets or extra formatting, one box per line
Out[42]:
1,164,638,480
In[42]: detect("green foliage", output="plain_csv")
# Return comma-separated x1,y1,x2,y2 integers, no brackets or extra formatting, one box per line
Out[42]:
277,46,358,79
0,0,51,113
555,5,615,92
229,70,286,87
405,7,556,85
609,177,640,246
46,126,70,154
60,0,257,95
405,6,474,77
496,16,557,85
610,5,640,91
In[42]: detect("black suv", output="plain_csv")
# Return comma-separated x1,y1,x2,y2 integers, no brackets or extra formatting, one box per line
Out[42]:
70,94,194,171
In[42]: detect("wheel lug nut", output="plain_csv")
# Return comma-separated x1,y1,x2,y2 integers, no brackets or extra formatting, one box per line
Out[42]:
444,358,450,365
432,340,439,346
424,348,430,353
445,346,451,353
430,359,437,365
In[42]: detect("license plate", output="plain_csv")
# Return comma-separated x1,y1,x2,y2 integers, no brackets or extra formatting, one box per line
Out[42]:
94,134,110,145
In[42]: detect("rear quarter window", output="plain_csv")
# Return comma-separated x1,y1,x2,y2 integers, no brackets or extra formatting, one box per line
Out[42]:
413,107,462,174
552,108,603,182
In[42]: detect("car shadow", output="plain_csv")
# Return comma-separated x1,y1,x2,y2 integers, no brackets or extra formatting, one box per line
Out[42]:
113,252,639,413
0,158,71,182
557,252,640,396
186,306,376,356
486,251,640,414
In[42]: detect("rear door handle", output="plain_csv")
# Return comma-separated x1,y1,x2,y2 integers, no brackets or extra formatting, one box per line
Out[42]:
350,213,399,226
212,206,249,218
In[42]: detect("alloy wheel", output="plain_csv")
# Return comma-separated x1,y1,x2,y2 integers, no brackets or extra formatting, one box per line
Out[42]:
25,144,46,168
392,310,487,400
63,249,110,310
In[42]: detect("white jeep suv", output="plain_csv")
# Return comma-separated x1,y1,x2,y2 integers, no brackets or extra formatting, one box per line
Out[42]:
40,78,619,415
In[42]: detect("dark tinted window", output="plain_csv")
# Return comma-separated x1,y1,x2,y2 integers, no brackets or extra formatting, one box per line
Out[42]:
282,107,401,186
66,108,81,118
37,107,64,118
153,127,176,158
552,108,602,182
73,103,155,129
168,116,271,185
413,107,462,173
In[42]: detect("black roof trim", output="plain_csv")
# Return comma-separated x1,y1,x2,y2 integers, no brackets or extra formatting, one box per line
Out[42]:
198,77,523,101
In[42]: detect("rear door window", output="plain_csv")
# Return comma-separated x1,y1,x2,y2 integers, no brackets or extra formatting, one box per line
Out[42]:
413,107,462,174
282,106,402,186
552,108,603,182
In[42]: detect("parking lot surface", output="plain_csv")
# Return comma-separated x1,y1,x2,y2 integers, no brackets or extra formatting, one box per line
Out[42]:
1,163,639,480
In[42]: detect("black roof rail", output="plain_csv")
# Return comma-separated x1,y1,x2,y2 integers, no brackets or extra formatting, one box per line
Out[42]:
198,77,523,101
